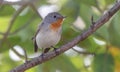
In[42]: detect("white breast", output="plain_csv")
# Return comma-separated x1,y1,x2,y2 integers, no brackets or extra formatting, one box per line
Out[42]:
36,27,61,49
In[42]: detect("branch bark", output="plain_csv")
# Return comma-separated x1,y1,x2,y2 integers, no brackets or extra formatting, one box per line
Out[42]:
10,1,120,72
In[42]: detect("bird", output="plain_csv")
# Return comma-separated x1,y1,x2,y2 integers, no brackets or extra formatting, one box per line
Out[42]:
32,12,65,56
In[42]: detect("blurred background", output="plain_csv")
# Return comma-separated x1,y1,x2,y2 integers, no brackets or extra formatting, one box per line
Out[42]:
0,0,120,72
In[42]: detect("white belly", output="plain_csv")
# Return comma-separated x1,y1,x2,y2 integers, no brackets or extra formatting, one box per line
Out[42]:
36,29,61,49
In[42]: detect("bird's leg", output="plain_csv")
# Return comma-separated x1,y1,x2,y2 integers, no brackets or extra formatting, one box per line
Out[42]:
44,48,51,53
40,48,50,60
51,46,59,55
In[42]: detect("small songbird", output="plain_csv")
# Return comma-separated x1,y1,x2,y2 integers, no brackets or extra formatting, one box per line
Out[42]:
32,12,65,55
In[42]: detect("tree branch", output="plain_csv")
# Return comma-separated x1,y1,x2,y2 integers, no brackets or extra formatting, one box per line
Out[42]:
0,4,27,48
0,1,41,36
10,1,120,72
0,0,42,47
29,3,42,19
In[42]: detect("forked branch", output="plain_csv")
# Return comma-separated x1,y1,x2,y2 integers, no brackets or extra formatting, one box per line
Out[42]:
10,1,120,72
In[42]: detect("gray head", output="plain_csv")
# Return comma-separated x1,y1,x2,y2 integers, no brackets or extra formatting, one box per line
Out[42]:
43,12,65,24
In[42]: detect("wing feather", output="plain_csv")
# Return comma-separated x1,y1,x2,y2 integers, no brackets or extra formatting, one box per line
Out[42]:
32,22,44,52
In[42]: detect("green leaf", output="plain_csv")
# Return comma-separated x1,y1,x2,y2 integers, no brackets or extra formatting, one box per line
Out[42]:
11,7,39,33
95,25,109,41
0,16,10,33
39,55,79,72
78,36,98,53
0,36,21,52
19,40,34,54
0,51,21,72
92,53,114,72
108,11,120,48
105,0,115,5
61,0,80,23
0,5,15,16
59,26,80,46
76,0,97,6
79,3,92,27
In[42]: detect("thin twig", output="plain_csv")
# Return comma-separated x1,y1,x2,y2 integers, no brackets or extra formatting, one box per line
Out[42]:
11,47,25,59
10,15,36,35
29,3,42,19
0,15,35,36
72,48,95,55
11,47,30,62
0,4,27,48
10,1,120,72
22,48,29,62
91,15,95,25
0,1,41,36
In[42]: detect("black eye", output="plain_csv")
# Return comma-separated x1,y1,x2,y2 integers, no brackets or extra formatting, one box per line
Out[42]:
53,15,56,18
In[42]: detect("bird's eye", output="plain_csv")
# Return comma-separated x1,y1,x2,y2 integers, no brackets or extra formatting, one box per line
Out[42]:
53,15,56,18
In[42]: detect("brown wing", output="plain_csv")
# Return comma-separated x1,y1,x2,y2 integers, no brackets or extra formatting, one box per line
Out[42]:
32,22,44,52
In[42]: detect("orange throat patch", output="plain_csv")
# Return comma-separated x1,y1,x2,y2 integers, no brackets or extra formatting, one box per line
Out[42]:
50,18,63,31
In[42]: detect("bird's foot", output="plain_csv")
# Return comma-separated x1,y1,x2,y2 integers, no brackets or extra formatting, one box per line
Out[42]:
40,53,44,60
53,47,59,55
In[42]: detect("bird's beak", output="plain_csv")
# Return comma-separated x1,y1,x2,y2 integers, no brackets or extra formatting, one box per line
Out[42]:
59,16,66,20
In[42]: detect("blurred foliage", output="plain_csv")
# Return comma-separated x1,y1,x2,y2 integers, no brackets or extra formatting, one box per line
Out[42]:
0,0,120,72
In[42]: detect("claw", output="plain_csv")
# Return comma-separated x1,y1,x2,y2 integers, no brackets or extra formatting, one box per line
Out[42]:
40,53,44,60
53,47,59,55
